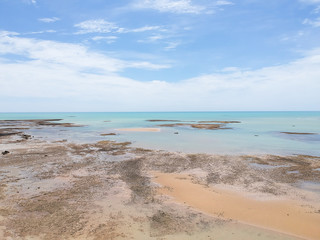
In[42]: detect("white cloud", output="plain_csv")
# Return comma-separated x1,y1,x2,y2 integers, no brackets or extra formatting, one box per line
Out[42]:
25,30,57,35
138,34,166,43
24,0,36,5
164,41,181,50
280,31,305,42
92,36,118,43
0,32,169,72
75,19,164,35
0,31,319,111
117,25,164,33
0,31,19,37
129,26,162,33
215,1,233,6
221,67,242,72
38,17,60,23
313,5,320,13
75,19,119,34
133,0,207,14
303,17,320,27
299,0,320,14
127,61,170,69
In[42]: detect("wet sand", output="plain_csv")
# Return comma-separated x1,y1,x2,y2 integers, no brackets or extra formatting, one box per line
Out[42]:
153,172,320,240
116,128,161,132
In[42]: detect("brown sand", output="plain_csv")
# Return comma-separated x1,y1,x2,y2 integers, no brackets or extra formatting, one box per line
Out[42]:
116,128,160,132
152,172,320,240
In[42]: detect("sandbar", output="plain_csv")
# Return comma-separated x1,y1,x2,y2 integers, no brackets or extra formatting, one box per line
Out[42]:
152,171,320,240
116,128,161,132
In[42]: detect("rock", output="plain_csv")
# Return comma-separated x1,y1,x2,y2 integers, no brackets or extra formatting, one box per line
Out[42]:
2,150,10,155
281,132,317,135
174,132,179,134
100,133,117,136
22,134,31,139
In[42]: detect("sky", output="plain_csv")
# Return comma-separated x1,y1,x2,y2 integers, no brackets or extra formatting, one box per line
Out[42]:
0,0,320,112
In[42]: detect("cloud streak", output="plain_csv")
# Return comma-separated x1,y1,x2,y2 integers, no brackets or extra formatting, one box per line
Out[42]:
74,19,118,34
133,0,207,14
38,17,60,23
91,36,118,43
75,19,164,36
303,17,320,27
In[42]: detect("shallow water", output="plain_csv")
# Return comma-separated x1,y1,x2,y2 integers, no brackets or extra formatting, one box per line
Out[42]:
297,181,320,193
1,112,320,156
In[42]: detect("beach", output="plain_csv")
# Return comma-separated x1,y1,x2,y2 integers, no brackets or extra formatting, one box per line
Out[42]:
0,116,320,239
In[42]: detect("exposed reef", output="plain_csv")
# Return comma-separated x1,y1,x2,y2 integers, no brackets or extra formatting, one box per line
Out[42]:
0,119,320,240
147,119,241,130
158,123,231,130
0,119,84,128
100,133,117,136
281,132,318,135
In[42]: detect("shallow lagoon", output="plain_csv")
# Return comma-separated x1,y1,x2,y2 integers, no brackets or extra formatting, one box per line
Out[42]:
1,111,319,156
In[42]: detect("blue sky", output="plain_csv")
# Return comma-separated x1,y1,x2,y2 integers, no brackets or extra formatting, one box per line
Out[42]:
0,0,320,111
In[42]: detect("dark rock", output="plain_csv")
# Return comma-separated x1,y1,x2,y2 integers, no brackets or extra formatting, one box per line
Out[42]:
2,151,10,155
22,134,31,139
100,133,117,136
281,132,317,135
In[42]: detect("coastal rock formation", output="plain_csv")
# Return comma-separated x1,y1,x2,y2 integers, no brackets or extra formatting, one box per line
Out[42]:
100,133,117,136
158,123,230,130
0,119,319,240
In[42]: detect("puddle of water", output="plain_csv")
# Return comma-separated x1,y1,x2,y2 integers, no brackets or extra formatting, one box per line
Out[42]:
287,170,299,174
249,163,286,170
297,181,320,193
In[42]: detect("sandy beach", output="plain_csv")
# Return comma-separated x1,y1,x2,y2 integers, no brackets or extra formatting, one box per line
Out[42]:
1,119,320,239
153,172,320,240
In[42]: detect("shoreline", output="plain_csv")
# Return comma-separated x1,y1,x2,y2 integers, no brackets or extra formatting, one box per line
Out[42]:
1,119,320,239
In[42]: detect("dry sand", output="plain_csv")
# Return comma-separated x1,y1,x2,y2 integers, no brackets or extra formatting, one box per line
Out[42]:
152,172,320,240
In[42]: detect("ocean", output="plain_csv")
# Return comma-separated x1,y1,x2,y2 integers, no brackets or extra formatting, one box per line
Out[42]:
1,112,320,156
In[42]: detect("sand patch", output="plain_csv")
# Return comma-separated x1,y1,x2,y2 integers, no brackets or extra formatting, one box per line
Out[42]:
152,172,320,240
116,128,160,132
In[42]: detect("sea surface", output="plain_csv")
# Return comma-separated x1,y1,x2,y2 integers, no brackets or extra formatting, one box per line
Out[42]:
1,112,320,156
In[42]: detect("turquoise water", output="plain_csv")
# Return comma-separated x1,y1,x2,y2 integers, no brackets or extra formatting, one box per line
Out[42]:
1,112,320,156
